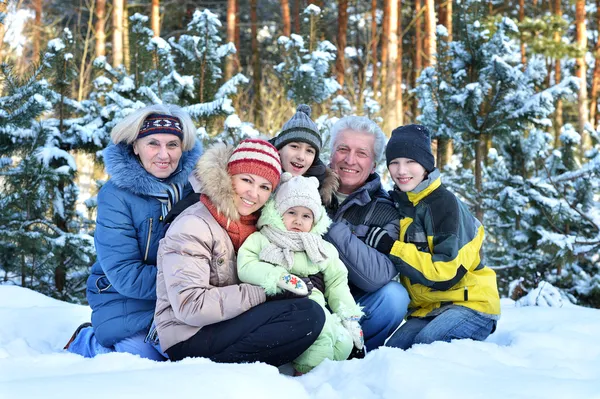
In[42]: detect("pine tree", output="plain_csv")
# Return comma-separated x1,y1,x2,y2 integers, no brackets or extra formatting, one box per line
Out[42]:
415,0,580,297
0,30,96,301
274,4,340,106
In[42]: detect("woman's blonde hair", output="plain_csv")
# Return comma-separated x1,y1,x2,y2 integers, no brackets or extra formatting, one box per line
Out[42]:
110,104,197,151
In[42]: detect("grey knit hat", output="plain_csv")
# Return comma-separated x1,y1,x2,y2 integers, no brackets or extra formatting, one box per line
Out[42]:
275,173,323,221
272,104,322,158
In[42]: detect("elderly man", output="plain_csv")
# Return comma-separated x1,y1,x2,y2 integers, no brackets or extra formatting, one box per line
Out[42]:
324,116,410,352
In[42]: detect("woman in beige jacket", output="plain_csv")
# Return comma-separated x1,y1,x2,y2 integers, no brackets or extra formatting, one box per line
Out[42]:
155,139,326,365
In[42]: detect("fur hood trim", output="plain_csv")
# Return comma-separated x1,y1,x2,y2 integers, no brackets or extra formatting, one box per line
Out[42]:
320,167,339,207
190,143,241,221
103,140,202,196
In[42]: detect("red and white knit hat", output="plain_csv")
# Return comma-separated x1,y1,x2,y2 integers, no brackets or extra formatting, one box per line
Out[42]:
227,139,282,188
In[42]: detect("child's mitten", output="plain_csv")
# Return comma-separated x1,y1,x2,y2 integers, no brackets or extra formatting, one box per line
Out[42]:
276,273,309,296
342,317,364,350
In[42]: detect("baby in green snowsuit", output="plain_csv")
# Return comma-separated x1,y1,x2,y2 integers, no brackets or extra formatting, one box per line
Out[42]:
237,173,364,373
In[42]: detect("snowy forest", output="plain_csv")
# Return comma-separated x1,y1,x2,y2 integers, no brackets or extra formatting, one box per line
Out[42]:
0,0,599,309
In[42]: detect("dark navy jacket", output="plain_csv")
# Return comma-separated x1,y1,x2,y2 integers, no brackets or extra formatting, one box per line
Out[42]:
86,140,201,347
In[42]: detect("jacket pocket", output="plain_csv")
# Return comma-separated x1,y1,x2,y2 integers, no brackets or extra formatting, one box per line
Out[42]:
95,275,112,293
144,218,153,263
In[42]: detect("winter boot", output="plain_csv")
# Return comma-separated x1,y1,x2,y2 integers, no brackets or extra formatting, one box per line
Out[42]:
64,322,92,350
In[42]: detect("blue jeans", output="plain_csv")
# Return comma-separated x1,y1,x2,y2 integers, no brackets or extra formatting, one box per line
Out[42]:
354,281,410,351
67,328,166,361
385,305,496,350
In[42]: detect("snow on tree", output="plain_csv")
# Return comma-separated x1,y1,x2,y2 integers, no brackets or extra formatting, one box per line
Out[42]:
0,30,97,302
274,5,340,106
413,1,600,302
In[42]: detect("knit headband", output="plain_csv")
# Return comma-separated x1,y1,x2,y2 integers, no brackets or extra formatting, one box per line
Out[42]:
138,113,184,140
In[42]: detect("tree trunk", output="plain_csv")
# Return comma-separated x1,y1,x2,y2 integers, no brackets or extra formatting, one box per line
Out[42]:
519,0,526,67
32,0,42,63
590,0,600,128
553,0,562,147
474,134,484,223
251,0,262,126
293,0,301,33
439,0,452,41
112,0,124,67
423,0,435,67
576,0,590,148
281,0,291,36
371,0,379,95
123,0,130,71
437,0,453,167
336,0,348,89
380,0,390,95
0,0,8,62
95,0,106,57
412,0,423,118
225,0,237,80
151,0,160,37
395,0,403,127
385,0,398,133
235,0,241,53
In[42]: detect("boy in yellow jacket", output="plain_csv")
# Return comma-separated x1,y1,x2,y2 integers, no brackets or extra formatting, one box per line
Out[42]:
362,124,500,349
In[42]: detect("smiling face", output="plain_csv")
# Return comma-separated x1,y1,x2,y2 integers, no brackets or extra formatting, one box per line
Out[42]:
330,129,376,194
133,134,183,179
278,142,317,176
388,157,427,192
231,173,273,216
282,206,314,233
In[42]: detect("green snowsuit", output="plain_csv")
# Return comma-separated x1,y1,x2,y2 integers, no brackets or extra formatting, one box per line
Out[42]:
237,199,362,373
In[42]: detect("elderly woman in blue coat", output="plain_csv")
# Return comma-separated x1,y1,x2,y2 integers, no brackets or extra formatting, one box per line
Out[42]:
64,104,202,360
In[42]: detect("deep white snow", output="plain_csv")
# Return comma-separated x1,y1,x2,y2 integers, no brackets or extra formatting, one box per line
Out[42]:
0,285,599,399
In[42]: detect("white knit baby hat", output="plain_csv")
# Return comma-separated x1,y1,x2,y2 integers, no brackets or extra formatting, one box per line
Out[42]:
275,173,322,221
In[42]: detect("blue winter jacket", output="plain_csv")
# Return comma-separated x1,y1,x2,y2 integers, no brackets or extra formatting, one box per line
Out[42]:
324,173,400,296
86,140,202,347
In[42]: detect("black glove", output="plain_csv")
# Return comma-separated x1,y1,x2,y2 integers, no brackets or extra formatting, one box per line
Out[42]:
307,272,325,293
267,277,314,301
266,290,306,301
363,226,396,254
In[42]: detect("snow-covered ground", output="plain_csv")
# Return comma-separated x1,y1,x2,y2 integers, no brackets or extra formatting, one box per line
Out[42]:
0,285,599,399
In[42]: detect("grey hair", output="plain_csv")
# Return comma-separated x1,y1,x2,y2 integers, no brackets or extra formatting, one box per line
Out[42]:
110,104,197,151
329,116,386,163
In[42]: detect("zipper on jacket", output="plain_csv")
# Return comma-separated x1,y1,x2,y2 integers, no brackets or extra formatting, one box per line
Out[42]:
464,286,468,301
144,218,153,262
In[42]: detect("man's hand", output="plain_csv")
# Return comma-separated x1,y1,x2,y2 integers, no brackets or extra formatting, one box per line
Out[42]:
307,272,324,293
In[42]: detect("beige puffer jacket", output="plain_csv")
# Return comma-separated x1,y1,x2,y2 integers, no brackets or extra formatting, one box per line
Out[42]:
155,143,267,352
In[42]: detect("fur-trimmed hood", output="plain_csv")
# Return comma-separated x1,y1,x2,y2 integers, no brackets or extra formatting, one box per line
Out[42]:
103,140,202,196
257,197,331,236
320,167,339,207
189,143,241,221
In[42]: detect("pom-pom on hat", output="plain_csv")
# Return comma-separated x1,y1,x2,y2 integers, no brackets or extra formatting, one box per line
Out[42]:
227,139,282,188
275,173,323,221
272,104,322,158
138,113,184,140
386,124,435,172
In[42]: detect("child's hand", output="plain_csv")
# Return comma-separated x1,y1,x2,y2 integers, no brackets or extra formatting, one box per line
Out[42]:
362,226,395,254
342,317,364,350
277,273,309,296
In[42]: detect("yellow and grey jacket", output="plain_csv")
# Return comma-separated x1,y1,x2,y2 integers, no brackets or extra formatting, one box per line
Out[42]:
388,169,500,318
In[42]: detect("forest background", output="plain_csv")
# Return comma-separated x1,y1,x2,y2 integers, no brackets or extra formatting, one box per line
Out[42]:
0,0,599,310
